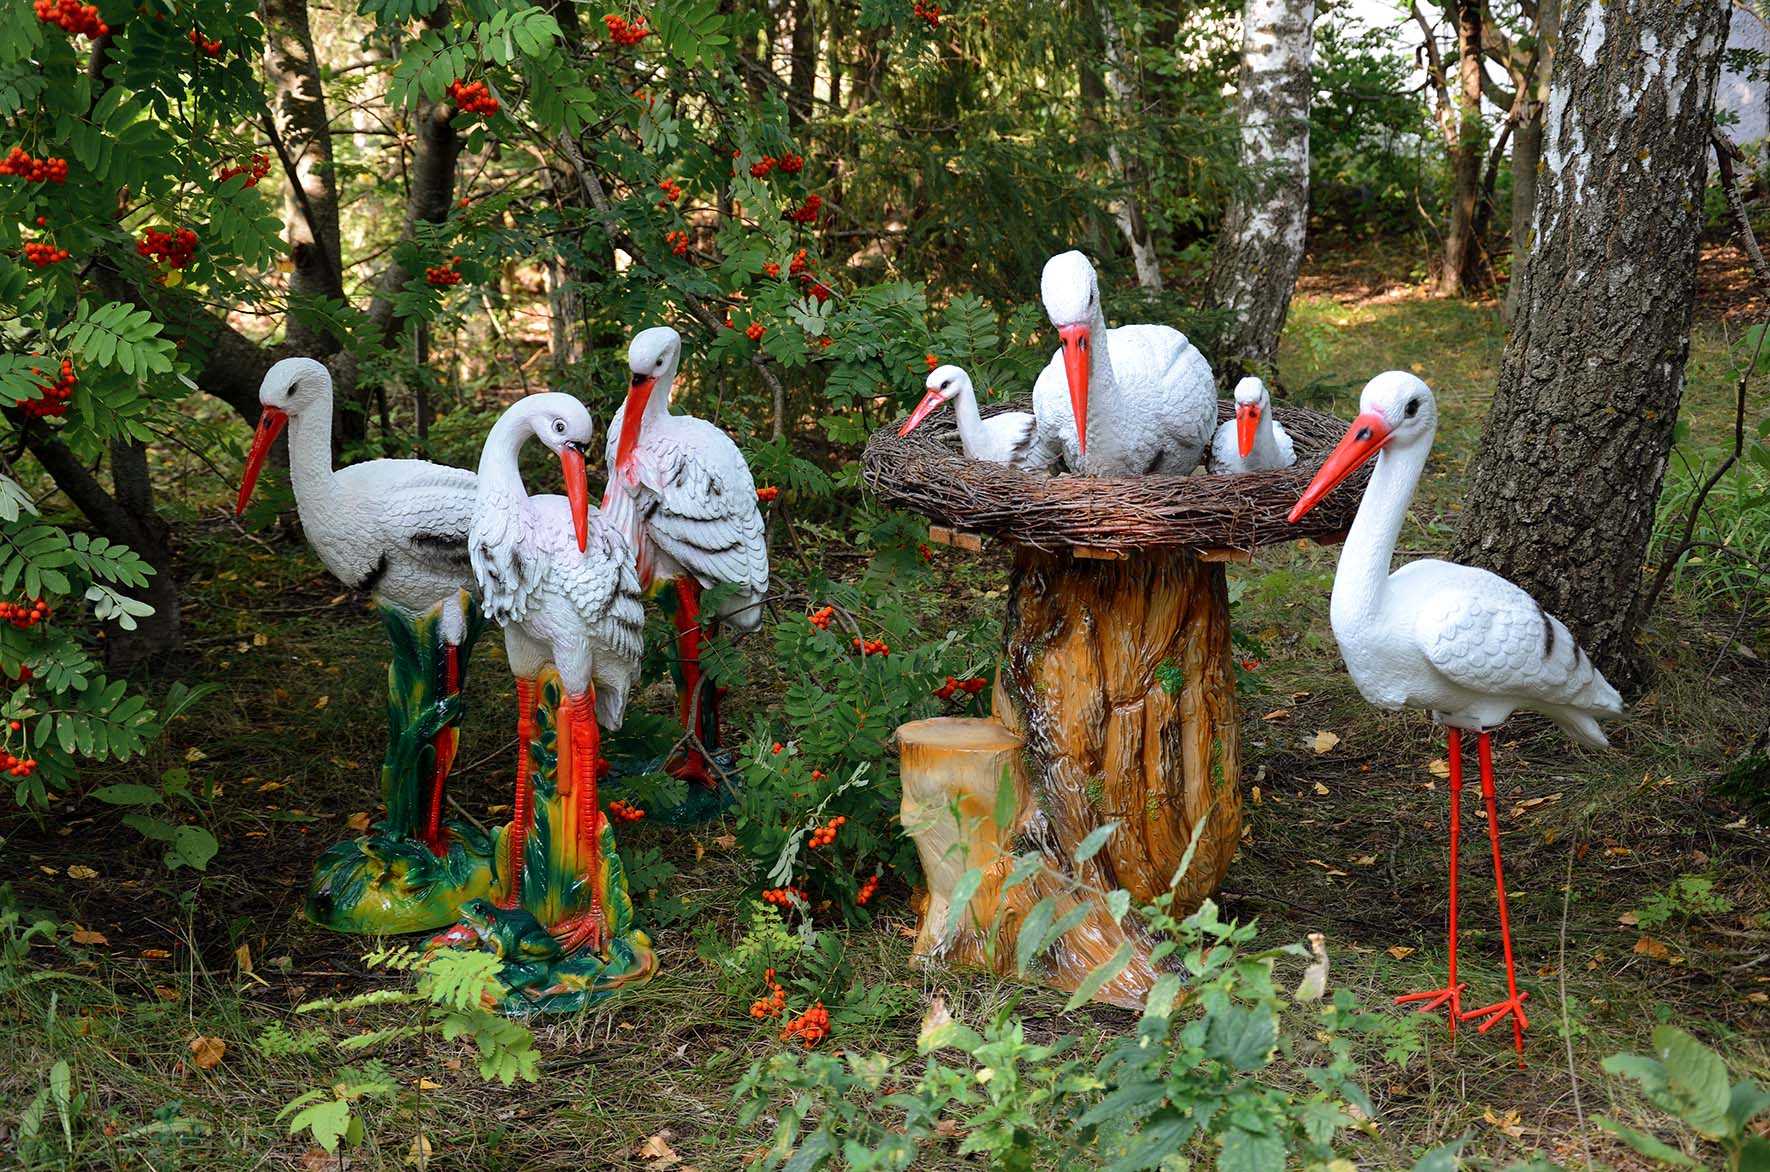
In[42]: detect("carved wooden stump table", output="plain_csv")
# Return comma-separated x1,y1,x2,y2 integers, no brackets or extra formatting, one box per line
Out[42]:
865,398,1364,1007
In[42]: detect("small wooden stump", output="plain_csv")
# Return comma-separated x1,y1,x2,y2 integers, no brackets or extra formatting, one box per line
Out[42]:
899,716,1159,1008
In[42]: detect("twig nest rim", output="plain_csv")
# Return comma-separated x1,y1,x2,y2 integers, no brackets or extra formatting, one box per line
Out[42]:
862,398,1369,554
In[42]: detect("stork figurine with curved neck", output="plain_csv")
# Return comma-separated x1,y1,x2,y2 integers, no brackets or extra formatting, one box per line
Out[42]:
899,365,1037,466
1210,377,1295,474
1024,251,1218,476
235,358,496,933
1288,371,1623,1064
436,392,653,1010
602,327,769,783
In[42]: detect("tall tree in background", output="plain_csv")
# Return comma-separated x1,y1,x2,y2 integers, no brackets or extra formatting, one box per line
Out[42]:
1429,0,1484,295
1207,0,1315,383
1095,0,1162,290
1453,0,1732,686
1502,0,1559,321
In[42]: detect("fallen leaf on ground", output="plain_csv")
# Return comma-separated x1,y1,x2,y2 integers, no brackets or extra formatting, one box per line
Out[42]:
1313,781,1330,796
153,985,179,1001
416,1077,442,1090
406,1135,432,1167
1632,935,1680,963
919,995,953,1047
711,833,736,850
1312,730,1341,754
1427,758,1450,778
300,1147,345,1172
67,864,97,880
235,942,253,974
142,948,171,959
1250,785,1262,806
1350,854,1376,866
1306,858,1348,877
71,927,108,946
1617,911,1639,927
188,1035,226,1070
344,812,373,832
1261,708,1291,722
313,695,329,710
636,1132,681,1167
1386,945,1414,960
1482,1107,1525,1138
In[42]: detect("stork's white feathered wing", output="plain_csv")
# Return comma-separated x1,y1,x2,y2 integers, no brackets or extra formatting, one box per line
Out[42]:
1027,324,1218,475
604,412,769,631
1399,559,1623,747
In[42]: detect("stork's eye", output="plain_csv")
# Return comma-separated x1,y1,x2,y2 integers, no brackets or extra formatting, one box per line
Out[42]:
552,418,567,435
1404,398,1420,418
655,357,664,368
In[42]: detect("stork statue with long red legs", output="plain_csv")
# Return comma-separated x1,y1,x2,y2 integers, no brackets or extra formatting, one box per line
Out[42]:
1024,250,1219,476
448,391,653,1002
1287,371,1623,1064
235,357,497,932
601,327,769,784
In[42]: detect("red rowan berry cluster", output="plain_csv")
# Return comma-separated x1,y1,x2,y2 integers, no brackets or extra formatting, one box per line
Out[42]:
918,542,934,562
0,599,51,628
784,193,822,224
852,636,889,656
855,873,879,905
22,361,75,418
35,0,106,38
0,749,38,778
446,79,499,116
755,485,779,503
807,605,834,630
748,155,777,178
789,248,810,276
137,227,198,268
424,257,462,287
218,153,271,187
779,153,804,174
810,768,826,782
912,0,942,28
603,13,651,45
770,741,785,754
925,353,940,370
762,261,780,278
607,798,644,822
656,177,683,204
23,242,69,267
749,968,787,1018
1,148,68,184
188,27,223,55
808,815,845,848
745,321,766,342
760,885,805,908
933,675,987,701
665,229,689,256
817,336,834,349
780,1002,829,1046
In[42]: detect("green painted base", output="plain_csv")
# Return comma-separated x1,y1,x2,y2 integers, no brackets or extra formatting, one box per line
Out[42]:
305,822,499,935
427,671,657,1014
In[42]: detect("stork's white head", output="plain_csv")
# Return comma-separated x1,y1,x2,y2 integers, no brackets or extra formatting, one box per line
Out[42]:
899,364,973,437
236,357,333,516
1040,251,1102,456
513,391,597,552
1288,372,1437,524
615,326,682,479
1231,377,1271,459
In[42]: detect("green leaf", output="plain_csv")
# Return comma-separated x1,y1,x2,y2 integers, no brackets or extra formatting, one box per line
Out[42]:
90,783,159,806
287,1098,353,1153
1073,821,1117,864
1730,1079,1770,1131
1063,941,1133,1010
166,826,219,871
1218,1127,1283,1172
941,868,983,943
1653,1025,1732,1138
1408,1141,1466,1172
992,764,1016,831
1206,1005,1278,1072
1593,1118,1700,1167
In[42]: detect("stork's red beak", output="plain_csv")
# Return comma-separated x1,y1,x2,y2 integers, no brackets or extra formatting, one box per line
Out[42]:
614,374,654,485
1058,323,1090,455
1288,411,1390,524
1236,403,1260,459
560,443,589,552
899,387,947,437
234,405,289,516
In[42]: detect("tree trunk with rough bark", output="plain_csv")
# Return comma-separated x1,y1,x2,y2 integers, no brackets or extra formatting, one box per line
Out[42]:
1436,0,1484,296
1505,0,1558,323
1207,0,1314,384
1453,0,1732,688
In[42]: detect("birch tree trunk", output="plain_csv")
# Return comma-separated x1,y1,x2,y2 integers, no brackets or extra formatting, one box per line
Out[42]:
1096,0,1162,291
1207,0,1314,384
1505,0,1559,323
1453,0,1732,687
1436,0,1484,296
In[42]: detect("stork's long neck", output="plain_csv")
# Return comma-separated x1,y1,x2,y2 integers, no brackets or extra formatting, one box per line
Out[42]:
474,412,534,535
951,384,988,459
1252,404,1279,459
285,392,341,523
1082,303,1123,470
1328,437,1430,631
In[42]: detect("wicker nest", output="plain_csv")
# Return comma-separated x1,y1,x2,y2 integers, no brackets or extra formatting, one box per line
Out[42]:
861,398,1368,554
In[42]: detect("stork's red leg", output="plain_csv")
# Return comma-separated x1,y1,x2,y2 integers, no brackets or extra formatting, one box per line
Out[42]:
672,577,705,735
423,642,461,855
552,689,607,953
499,676,537,910
1396,727,1466,1030
1460,731,1530,1065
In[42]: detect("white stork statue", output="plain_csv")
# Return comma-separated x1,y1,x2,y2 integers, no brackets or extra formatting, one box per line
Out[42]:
235,357,478,855
1024,250,1218,476
470,392,645,952
898,364,1038,467
1288,371,1623,1064
601,326,768,779
1209,376,1295,474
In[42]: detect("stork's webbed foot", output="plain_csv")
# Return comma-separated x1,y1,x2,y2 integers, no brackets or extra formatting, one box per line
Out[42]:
1394,982,1465,1029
